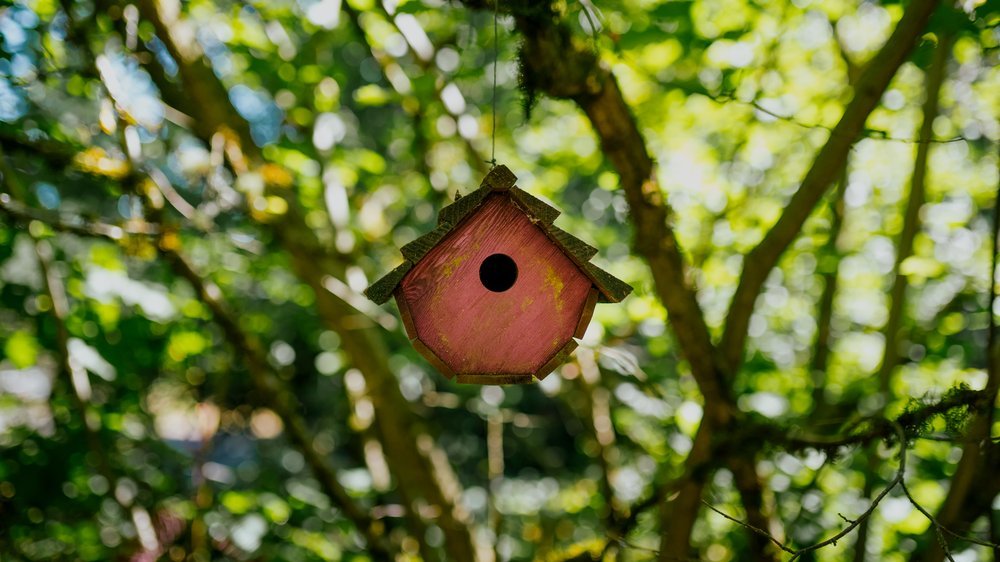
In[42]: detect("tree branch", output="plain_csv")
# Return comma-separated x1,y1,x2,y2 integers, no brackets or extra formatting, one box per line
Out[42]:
0,144,162,556
156,236,394,559
876,35,951,396
728,456,782,561
719,0,941,372
913,124,1000,562
60,11,394,548
788,422,908,561
810,169,849,413
701,499,795,555
854,31,953,562
902,479,991,558
361,1,490,176
0,193,160,240
130,2,483,558
657,420,714,559
691,423,911,561
133,0,259,161
481,4,772,557
504,2,726,408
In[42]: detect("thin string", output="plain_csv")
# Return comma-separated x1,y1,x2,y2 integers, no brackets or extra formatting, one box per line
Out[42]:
488,0,499,169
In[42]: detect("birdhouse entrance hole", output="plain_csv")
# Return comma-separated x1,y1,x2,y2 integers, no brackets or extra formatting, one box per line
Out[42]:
479,253,518,292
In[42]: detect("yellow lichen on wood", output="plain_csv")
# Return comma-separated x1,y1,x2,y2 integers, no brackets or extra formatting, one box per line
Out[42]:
543,264,566,312
441,254,468,278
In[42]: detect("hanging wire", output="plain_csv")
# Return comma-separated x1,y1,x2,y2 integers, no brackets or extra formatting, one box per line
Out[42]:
488,0,499,169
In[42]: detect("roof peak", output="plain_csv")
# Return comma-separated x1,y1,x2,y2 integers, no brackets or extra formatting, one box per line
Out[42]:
364,165,632,306
481,165,517,191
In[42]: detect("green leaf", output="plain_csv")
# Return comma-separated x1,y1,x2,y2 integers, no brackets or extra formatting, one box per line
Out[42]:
221,491,257,515
352,85,393,107
4,331,40,369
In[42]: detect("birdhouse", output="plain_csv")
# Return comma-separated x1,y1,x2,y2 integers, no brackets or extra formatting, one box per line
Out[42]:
365,165,631,384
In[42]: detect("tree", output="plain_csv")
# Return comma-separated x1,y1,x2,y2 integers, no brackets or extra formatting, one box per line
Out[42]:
0,0,997,560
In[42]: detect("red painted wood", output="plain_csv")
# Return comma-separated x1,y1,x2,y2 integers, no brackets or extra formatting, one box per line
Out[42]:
400,194,592,375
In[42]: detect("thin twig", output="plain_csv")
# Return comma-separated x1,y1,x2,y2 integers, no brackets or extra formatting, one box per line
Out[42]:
774,388,987,454
743,98,965,145
901,471,1000,551
604,535,704,562
719,0,942,374
916,433,1000,443
0,193,160,239
701,500,796,554
789,422,908,560
618,65,967,146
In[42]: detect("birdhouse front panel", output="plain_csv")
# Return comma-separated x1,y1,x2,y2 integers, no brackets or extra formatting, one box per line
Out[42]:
365,165,632,384
397,194,593,379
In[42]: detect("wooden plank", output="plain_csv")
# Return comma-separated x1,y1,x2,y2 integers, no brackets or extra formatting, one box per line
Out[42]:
367,178,632,309
574,287,599,339
509,187,560,224
583,262,633,303
364,262,412,305
394,288,419,341
438,185,492,226
412,337,457,379
481,164,517,191
456,373,533,385
533,339,579,380
540,223,598,261
400,224,452,262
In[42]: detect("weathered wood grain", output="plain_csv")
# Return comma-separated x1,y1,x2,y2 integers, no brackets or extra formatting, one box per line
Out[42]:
395,287,419,341
534,339,579,381
400,194,592,377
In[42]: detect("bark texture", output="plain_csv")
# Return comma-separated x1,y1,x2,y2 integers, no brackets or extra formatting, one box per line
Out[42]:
487,0,941,557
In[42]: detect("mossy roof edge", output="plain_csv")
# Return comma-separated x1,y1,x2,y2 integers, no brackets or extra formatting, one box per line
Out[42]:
364,262,413,305
365,165,632,304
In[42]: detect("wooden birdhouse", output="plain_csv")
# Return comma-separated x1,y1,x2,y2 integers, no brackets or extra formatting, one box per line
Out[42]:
365,165,631,384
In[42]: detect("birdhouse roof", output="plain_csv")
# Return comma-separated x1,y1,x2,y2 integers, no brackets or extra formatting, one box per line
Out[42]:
365,165,632,306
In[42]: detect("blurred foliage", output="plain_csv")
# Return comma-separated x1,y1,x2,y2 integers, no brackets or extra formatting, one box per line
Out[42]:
0,0,997,560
